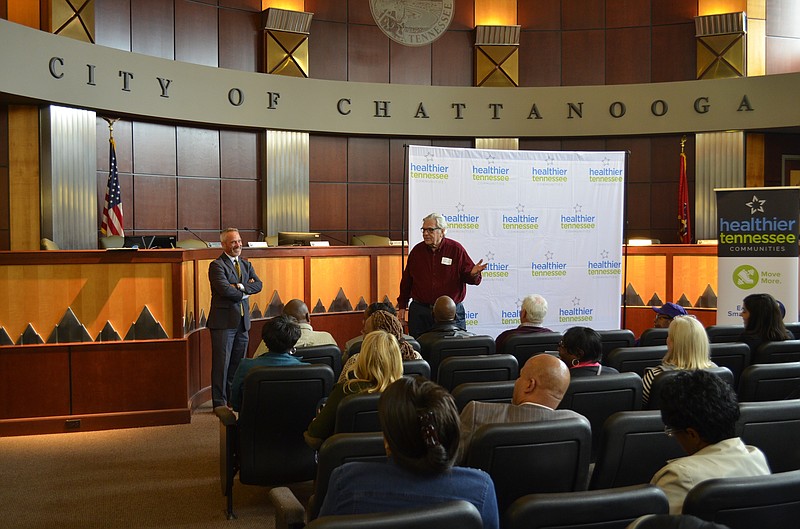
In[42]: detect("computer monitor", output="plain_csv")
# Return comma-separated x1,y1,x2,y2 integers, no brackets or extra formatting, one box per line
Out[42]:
277,231,322,246
123,235,177,249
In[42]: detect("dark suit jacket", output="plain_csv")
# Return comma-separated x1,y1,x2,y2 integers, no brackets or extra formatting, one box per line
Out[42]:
207,253,262,330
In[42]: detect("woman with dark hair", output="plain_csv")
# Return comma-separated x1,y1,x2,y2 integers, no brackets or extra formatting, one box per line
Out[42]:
557,326,619,377
318,377,499,529
738,293,794,355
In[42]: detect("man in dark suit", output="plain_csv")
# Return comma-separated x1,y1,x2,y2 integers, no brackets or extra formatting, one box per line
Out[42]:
208,228,262,409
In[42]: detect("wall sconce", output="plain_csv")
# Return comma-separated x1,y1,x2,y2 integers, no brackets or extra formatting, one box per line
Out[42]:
695,12,746,79
474,25,520,87
263,8,313,77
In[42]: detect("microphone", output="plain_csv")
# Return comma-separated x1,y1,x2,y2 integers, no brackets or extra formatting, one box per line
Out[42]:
183,226,209,247
258,230,265,242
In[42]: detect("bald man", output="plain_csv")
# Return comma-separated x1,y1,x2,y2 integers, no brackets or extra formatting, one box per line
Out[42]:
459,353,586,456
416,295,476,358
254,299,336,357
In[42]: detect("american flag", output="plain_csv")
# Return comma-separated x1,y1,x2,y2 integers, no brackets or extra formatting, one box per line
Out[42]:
101,137,124,236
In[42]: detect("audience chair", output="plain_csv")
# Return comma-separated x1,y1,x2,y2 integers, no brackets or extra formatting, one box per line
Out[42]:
597,329,636,357
736,399,800,472
425,335,496,379
334,393,381,434
784,322,800,338
501,332,563,366
505,484,669,529
639,328,669,347
402,358,431,379
466,416,592,513
436,354,518,392
99,235,125,249
590,411,686,490
645,367,734,410
682,469,800,529
705,325,744,344
296,344,344,380
605,345,667,377
304,500,483,529
40,237,60,250
753,339,800,364
738,361,800,402
350,234,392,246
558,372,643,459
709,342,751,388
264,234,279,247
216,364,334,519
451,380,515,412
176,238,209,249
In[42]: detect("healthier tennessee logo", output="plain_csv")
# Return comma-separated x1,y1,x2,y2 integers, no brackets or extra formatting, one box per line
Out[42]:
559,298,594,323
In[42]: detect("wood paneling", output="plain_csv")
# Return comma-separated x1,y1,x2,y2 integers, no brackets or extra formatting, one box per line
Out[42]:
652,0,697,25
0,346,70,418
606,27,651,84
562,0,605,30
310,256,371,310
177,127,221,178
651,23,697,82
220,0,261,10
98,119,132,173
607,137,651,184
7,0,39,27
347,0,374,25
95,0,131,51
133,175,177,229
221,179,258,230
450,0,475,30
390,137,431,184
625,182,653,236
0,166,8,231
8,105,39,250
131,0,174,59
305,0,346,22
219,7,259,71
175,0,218,67
606,0,651,28
178,178,221,230
432,30,473,86
519,31,561,87
133,122,176,175
348,24,389,82
347,137,389,183
390,182,408,232
310,135,347,182
562,30,605,85
348,184,389,230
309,20,348,81
310,182,347,230
746,132,765,188
390,41,432,84
221,130,258,179
519,0,560,30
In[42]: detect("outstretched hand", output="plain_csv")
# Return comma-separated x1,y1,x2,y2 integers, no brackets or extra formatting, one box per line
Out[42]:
471,259,488,276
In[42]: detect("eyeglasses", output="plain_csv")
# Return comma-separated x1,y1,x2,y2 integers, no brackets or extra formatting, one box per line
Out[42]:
664,426,683,437
420,227,441,234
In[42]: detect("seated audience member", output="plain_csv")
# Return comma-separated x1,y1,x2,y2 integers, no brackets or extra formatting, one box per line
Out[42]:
339,310,421,383
635,302,689,345
305,329,403,449
416,295,476,356
650,370,770,514
344,302,412,358
459,353,585,455
254,298,336,357
738,292,794,355
229,315,306,412
558,326,619,377
495,294,553,354
318,376,500,529
642,316,716,406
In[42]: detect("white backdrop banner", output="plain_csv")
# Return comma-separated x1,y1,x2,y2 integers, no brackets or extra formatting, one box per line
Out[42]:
407,145,626,338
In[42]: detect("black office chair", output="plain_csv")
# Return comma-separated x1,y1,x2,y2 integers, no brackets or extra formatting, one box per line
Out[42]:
304,500,483,529
605,345,667,377
753,339,800,364
501,332,563,366
590,411,685,490
436,354,518,392
558,372,643,459
738,362,800,402
425,335,496,379
682,469,800,529
402,358,431,379
334,392,381,434
297,344,344,380
784,322,800,338
216,364,335,519
597,329,636,357
466,416,592,512
705,325,744,344
646,367,734,410
709,342,751,388
451,380,515,412
736,400,800,472
639,328,669,347
505,484,670,529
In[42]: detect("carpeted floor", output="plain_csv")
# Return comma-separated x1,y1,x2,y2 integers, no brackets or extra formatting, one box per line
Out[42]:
0,404,312,529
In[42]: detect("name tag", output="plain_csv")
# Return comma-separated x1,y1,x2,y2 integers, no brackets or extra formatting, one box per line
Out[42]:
441,257,452,265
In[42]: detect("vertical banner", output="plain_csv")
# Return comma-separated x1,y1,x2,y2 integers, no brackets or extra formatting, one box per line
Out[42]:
716,187,800,324
408,145,625,337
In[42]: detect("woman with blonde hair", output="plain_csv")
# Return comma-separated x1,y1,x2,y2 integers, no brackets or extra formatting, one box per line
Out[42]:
642,315,716,405
304,329,403,449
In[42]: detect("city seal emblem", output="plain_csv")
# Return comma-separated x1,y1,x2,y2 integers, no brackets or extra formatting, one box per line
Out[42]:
370,0,455,47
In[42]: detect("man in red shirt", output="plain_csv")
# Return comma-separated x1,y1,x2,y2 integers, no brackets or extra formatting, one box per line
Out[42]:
398,213,487,337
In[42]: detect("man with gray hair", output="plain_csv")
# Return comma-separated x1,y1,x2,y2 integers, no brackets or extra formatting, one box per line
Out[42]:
398,212,487,337
495,294,553,354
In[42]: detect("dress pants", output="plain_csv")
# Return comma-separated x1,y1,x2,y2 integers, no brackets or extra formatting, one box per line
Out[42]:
210,318,249,407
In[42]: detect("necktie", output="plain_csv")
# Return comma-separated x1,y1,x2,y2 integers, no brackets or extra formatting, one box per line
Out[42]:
234,259,244,316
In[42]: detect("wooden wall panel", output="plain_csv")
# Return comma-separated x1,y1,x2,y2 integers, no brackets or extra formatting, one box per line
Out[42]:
0,346,70,419
221,179,258,232
133,122,176,175
219,7,259,72
220,0,261,10
562,0,604,30
177,127,221,177
175,0,218,67
310,135,348,182
347,0,374,24
606,0,651,28
0,103,7,250
309,20,348,81
131,0,174,59
348,24,389,82
133,175,177,230
310,256,371,310
451,0,475,30
625,182,653,238
562,30,605,85
220,130,258,179
8,106,39,250
305,0,346,22
247,256,305,311
310,183,347,231
652,0,697,25
651,23,697,82
390,137,431,184
519,0,560,30
347,137,389,183
390,41,432,84
376,255,404,304
349,184,390,231
519,31,561,86
608,137,652,184
606,27,651,84
390,182,408,236
94,0,131,51
178,178,220,231
432,30,473,86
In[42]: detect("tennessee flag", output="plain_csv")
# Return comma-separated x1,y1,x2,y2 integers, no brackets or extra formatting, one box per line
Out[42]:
678,151,691,244
101,137,124,236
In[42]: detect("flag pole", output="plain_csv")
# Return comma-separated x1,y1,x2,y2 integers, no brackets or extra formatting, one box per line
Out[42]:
100,117,124,238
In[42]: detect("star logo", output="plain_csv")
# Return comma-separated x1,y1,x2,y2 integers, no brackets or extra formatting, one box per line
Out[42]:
455,202,465,213
546,156,555,167
545,251,554,261
572,297,581,307
602,157,610,167
485,153,496,165
600,250,609,259
573,203,583,214
745,195,766,214
515,298,523,309
516,203,525,214
485,251,495,261
425,152,434,163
